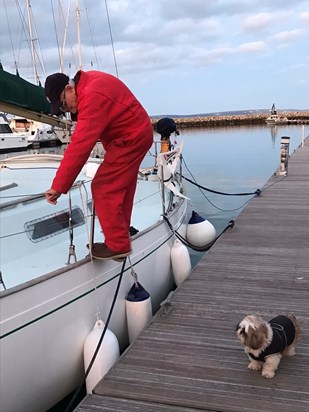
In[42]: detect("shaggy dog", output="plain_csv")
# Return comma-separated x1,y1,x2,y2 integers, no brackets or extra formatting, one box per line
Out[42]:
236,314,301,378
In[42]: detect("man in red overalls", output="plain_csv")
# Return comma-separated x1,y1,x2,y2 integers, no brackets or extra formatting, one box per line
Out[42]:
44,71,153,260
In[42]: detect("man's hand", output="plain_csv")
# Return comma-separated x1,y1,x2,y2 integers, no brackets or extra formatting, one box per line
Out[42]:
45,188,61,205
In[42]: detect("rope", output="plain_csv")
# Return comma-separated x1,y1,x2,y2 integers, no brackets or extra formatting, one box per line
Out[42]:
64,257,127,412
181,156,261,212
180,174,261,197
163,215,235,252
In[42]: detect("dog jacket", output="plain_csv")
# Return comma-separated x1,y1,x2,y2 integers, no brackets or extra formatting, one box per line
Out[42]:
249,315,296,362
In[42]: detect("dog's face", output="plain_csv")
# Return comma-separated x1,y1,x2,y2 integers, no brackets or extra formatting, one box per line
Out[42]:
236,315,270,350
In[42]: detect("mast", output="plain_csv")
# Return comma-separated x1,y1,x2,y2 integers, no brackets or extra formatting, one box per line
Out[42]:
76,0,82,69
26,0,39,84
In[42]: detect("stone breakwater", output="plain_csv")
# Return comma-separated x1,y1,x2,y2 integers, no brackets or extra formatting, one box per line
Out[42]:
151,112,309,129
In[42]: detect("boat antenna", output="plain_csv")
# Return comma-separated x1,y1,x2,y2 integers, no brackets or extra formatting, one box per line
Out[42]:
104,0,119,78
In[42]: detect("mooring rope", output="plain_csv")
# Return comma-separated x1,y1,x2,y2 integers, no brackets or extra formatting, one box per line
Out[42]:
64,257,127,412
180,174,261,197
163,215,234,252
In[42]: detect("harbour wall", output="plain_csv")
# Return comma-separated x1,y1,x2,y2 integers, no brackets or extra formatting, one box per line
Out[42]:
151,111,309,129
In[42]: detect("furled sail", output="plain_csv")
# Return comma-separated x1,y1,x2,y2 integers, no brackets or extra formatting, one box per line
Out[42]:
0,68,71,129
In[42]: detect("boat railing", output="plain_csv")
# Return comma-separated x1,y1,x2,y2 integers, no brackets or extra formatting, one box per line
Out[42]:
0,180,84,211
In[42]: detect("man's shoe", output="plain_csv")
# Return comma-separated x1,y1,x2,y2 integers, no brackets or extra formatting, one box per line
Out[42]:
89,242,131,260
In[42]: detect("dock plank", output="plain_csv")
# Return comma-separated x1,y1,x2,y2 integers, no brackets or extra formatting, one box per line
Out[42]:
76,139,309,412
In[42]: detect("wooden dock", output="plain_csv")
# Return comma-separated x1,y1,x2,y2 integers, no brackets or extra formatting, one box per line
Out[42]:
75,139,309,412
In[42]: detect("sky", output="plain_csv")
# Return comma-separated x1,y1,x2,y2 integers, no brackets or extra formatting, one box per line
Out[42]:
0,0,309,116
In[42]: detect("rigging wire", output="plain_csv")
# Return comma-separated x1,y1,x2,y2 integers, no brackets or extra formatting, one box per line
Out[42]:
104,0,119,78
27,0,47,79
84,0,101,69
50,0,62,71
4,0,18,72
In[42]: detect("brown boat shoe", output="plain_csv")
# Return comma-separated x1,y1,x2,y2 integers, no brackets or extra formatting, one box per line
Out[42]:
87,242,131,261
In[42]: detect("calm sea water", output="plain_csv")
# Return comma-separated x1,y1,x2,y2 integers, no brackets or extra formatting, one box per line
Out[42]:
4,123,307,266
174,124,307,265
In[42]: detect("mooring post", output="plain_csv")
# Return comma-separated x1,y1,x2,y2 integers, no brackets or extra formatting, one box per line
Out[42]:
278,136,290,176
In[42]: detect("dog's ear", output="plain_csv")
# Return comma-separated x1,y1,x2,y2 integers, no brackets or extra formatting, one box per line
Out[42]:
246,324,268,350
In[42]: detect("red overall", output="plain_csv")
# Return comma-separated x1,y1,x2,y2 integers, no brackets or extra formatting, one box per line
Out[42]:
51,70,153,252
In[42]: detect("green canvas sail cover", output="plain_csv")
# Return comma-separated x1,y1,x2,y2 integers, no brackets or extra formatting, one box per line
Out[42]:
0,68,50,114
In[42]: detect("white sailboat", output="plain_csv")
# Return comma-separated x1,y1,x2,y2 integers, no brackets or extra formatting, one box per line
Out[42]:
0,4,202,410
0,142,189,412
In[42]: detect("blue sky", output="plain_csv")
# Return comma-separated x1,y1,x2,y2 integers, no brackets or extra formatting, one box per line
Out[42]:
1,0,309,116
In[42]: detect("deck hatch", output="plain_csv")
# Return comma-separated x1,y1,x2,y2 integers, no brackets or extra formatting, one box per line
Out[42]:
24,207,84,242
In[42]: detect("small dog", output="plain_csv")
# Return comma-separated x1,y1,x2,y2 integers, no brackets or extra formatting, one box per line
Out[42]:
236,314,301,378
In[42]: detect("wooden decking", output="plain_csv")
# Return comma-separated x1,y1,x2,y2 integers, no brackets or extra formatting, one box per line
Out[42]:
76,139,309,412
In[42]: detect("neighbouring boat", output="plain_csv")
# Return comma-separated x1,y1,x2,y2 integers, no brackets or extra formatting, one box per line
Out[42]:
265,103,288,125
0,143,188,412
0,114,29,153
9,115,64,147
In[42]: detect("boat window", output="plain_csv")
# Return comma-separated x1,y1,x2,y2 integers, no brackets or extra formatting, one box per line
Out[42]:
25,207,85,242
0,124,13,134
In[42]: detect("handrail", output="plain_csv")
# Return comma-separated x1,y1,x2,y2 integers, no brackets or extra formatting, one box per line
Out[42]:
0,180,83,210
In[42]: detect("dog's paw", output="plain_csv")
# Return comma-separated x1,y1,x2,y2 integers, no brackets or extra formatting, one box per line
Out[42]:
248,361,262,371
262,370,275,379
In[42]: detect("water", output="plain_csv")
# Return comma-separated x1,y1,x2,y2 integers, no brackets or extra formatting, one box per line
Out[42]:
2,123,306,268
175,124,307,265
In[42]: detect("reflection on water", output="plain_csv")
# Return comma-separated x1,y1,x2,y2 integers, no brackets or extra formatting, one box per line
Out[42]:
270,126,278,146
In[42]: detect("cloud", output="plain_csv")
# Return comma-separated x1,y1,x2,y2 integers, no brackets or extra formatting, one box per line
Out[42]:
242,13,272,31
272,29,303,43
237,41,266,52
299,12,309,23
1,0,309,113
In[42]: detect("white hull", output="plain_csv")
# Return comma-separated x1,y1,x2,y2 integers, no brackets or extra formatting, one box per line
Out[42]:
265,114,288,125
0,136,29,152
0,150,188,412
0,117,29,152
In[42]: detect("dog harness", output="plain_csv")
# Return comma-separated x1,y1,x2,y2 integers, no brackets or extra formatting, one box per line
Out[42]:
249,315,296,362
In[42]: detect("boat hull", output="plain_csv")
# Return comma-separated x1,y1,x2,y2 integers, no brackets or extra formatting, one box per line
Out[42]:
0,198,187,412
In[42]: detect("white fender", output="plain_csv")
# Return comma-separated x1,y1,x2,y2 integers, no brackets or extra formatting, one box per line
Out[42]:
83,320,120,394
125,282,153,344
186,211,216,247
171,239,191,286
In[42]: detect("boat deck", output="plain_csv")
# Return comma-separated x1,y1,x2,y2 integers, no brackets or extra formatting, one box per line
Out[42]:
75,138,309,412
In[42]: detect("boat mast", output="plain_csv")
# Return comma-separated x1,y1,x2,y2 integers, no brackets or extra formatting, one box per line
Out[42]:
76,0,82,69
26,0,39,84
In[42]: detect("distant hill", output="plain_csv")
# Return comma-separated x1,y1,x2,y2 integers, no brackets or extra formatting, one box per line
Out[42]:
151,108,309,119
